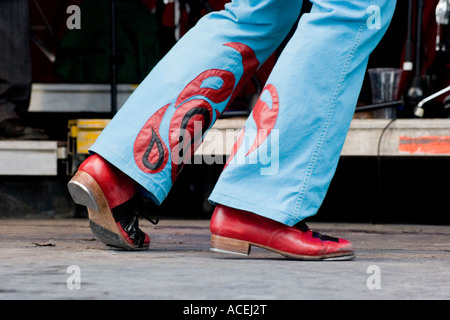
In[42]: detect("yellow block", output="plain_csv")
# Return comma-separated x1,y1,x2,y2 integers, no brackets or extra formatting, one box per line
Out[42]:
68,119,110,154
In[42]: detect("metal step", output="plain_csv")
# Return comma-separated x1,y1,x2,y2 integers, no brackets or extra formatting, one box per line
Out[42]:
29,83,135,113
0,140,66,176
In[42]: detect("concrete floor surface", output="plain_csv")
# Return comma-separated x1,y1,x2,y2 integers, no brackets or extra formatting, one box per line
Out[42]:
0,218,449,300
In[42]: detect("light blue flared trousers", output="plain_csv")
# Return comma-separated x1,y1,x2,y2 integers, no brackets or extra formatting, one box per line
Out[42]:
91,0,397,226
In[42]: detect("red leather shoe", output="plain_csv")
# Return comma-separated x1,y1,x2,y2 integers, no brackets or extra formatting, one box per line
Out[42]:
67,154,150,250
210,204,355,260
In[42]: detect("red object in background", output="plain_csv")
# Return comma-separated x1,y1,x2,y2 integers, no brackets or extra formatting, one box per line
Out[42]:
30,0,447,96
141,0,157,12
420,0,441,74
208,0,229,11
399,136,450,155
29,0,78,83
161,1,175,28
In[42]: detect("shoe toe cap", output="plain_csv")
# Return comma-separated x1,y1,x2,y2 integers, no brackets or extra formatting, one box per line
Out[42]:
327,237,354,254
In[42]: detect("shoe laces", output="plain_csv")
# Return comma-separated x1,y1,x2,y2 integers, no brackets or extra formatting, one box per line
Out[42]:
112,195,159,230
112,195,159,247
135,196,160,225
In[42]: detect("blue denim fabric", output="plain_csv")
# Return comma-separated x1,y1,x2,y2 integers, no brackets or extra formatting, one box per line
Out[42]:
91,0,396,225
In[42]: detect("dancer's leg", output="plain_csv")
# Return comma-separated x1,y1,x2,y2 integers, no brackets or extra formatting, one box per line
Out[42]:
208,0,396,260
69,0,304,249
90,0,304,204
210,0,397,226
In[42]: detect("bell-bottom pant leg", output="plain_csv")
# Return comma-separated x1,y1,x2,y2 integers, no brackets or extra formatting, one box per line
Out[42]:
90,0,304,204
209,0,397,226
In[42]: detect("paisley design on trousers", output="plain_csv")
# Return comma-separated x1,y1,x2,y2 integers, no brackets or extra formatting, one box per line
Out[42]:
134,42,260,180
224,83,280,169
133,104,170,174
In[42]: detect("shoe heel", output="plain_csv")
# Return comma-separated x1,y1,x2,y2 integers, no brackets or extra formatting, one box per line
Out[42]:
67,171,100,211
68,171,123,244
210,234,251,256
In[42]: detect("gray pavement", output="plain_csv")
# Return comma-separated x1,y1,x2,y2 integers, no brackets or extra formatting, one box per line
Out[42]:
0,218,449,300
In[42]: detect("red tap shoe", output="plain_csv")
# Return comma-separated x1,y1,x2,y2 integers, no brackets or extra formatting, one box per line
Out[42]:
67,154,151,250
210,204,355,260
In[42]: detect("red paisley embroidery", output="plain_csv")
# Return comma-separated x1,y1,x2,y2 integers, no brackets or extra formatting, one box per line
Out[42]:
224,42,259,107
246,83,279,156
133,104,170,174
175,69,235,108
134,41,261,180
169,99,213,182
224,83,280,167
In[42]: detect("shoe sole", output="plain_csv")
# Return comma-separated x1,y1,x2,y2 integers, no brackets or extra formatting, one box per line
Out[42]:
68,171,148,250
210,234,355,261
